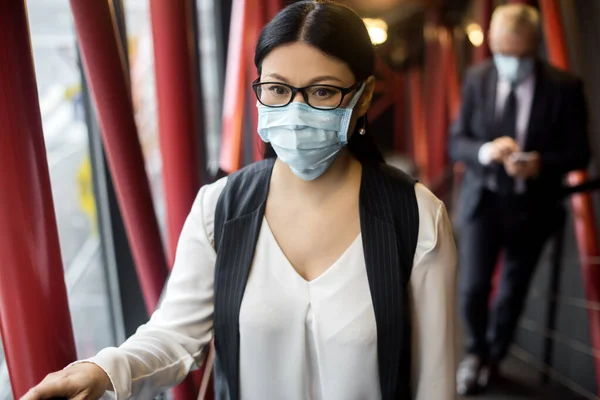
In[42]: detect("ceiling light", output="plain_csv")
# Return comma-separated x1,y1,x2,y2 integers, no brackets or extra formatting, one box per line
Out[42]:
363,18,389,46
466,22,484,47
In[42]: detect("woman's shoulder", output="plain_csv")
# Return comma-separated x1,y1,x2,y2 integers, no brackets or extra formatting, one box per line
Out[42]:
414,183,446,221
413,183,452,256
187,177,228,245
198,176,229,212
369,163,446,218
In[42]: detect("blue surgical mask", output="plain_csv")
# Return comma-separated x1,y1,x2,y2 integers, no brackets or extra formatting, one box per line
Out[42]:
257,83,365,180
493,54,535,83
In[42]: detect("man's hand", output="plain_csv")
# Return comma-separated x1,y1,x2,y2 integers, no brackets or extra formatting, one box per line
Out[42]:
504,152,541,179
489,136,520,163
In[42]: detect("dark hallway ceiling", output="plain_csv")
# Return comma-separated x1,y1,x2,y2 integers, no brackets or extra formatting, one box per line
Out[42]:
284,0,475,71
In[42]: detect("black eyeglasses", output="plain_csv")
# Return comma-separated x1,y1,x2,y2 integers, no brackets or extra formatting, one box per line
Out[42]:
252,79,361,110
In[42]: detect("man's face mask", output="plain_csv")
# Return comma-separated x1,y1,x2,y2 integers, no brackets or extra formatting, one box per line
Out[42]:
493,54,535,83
257,83,365,181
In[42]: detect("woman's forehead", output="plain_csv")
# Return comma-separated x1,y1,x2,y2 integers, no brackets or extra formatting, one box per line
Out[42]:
260,42,355,85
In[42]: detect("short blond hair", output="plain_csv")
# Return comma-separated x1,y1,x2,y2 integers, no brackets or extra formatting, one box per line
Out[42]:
490,4,540,38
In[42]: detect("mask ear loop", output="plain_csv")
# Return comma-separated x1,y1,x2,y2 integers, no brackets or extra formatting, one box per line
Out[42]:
338,82,367,144
348,82,366,109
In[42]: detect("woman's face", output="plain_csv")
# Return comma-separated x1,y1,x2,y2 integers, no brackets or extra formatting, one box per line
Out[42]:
260,42,375,131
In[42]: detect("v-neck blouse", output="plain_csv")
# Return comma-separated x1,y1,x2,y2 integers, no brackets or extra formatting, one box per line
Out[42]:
239,220,374,399
86,177,458,400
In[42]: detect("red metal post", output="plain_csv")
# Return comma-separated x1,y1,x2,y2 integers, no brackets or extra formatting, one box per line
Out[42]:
446,34,462,121
247,0,265,163
70,0,168,313
149,2,203,398
0,1,77,397
474,0,493,63
408,68,429,183
392,74,405,154
150,0,202,267
425,25,449,183
220,0,249,173
265,0,282,20
538,0,600,394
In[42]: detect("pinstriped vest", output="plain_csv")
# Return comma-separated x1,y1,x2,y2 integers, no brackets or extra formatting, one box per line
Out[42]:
212,158,419,400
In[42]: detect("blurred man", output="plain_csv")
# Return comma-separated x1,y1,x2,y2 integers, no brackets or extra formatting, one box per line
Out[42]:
449,4,590,396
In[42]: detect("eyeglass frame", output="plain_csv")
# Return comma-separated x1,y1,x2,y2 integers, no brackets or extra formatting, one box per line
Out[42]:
251,78,362,110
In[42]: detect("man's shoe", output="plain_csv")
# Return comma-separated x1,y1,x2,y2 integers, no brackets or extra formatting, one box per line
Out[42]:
478,363,501,389
457,355,483,396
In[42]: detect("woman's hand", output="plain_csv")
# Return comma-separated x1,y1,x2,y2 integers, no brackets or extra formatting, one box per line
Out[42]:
20,362,111,400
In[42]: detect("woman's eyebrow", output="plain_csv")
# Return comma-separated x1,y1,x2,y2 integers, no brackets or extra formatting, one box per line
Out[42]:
262,73,345,85
307,75,345,84
262,73,289,82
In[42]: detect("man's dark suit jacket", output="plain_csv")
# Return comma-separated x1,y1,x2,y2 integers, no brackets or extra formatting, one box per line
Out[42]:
449,59,590,224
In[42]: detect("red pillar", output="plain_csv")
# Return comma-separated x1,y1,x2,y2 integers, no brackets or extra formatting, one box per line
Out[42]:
392,74,405,154
474,0,493,63
266,0,282,19
247,0,266,163
0,1,77,397
220,0,250,173
70,0,168,313
408,69,429,183
538,0,600,394
148,3,206,398
425,25,449,183
150,0,202,267
445,34,461,121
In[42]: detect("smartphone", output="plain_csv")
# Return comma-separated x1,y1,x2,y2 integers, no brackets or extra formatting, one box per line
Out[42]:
510,152,536,163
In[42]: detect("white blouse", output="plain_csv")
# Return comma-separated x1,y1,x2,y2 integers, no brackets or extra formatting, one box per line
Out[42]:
87,178,458,400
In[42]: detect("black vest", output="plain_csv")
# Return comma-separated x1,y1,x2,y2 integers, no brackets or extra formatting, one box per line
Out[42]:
212,158,419,399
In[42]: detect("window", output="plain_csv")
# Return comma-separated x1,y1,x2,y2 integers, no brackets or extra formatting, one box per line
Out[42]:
30,0,118,356
0,338,10,400
0,1,120,397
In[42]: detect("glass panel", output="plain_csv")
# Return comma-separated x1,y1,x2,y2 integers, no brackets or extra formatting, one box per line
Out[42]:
1,1,120,397
31,0,116,358
197,0,225,174
0,337,11,400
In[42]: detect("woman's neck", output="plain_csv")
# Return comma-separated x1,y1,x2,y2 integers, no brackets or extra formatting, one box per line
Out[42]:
270,149,362,203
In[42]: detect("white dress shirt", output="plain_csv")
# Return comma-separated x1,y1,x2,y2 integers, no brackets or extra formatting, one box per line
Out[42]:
478,73,536,193
83,177,458,400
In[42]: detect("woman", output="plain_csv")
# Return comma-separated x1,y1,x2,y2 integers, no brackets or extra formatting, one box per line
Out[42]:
23,1,457,399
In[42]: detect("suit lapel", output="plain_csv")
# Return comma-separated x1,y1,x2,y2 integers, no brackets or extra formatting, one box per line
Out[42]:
524,62,549,150
484,65,499,137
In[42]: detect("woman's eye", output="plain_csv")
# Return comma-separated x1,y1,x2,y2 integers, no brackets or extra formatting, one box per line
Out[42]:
312,87,334,98
267,85,290,96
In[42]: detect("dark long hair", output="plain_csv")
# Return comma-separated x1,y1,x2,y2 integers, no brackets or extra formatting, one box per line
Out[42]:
255,0,384,164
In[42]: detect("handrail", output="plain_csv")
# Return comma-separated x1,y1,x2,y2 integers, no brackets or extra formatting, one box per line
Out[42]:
543,180,600,383
561,176,600,198
538,0,600,395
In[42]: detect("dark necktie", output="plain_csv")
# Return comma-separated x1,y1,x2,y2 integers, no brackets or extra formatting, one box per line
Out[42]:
496,86,517,194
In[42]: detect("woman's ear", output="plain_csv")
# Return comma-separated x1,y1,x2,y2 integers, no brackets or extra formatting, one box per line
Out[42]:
355,76,376,117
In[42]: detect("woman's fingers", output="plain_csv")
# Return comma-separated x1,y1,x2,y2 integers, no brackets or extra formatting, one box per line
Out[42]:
20,363,108,400
20,372,73,400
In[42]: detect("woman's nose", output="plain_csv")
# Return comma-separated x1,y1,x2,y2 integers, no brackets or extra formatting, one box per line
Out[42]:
291,91,306,104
